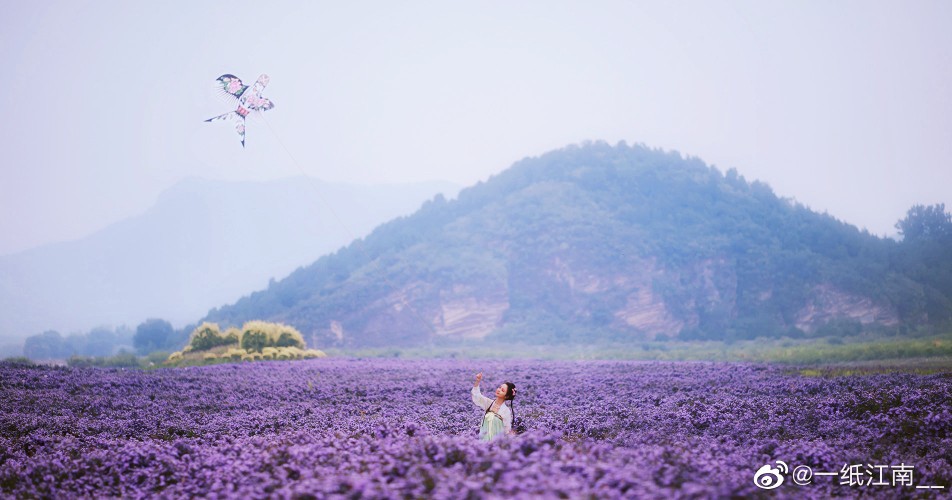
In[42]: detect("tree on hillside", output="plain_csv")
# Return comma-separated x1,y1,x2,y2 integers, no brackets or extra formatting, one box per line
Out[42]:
134,318,174,355
896,204,952,242
894,203,952,323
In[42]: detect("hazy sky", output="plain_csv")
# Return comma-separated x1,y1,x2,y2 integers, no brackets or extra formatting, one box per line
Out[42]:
2,1,950,256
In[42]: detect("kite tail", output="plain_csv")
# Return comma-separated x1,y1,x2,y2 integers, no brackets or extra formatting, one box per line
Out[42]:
205,111,247,147
204,111,235,123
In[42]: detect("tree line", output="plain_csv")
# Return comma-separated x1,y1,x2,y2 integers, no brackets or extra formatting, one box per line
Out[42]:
21,318,192,360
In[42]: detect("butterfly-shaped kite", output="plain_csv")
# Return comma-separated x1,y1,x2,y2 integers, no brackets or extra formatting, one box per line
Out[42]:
205,74,274,147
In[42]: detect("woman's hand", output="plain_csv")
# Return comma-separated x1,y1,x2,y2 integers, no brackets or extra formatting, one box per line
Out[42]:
473,372,483,387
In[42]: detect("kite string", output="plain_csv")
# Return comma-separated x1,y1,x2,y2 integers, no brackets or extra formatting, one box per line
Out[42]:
258,115,440,338
259,116,357,243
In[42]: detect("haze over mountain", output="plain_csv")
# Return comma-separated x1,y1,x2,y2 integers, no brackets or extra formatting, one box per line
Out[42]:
205,142,952,348
0,177,459,342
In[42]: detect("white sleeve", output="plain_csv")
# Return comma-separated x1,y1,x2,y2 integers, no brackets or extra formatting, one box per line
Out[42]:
471,386,492,411
501,404,513,433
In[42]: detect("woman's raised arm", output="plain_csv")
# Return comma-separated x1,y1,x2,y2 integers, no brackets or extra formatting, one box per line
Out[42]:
471,372,491,410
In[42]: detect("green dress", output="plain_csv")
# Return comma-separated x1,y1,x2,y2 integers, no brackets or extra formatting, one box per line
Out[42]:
472,386,511,441
479,409,506,442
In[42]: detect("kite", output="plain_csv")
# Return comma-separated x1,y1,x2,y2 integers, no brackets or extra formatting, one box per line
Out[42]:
205,74,274,147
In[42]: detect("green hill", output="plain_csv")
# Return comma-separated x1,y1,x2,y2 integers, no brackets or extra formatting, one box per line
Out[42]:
204,142,952,347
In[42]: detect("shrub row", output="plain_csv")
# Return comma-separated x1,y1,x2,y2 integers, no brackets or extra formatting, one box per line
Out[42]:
167,321,323,365
181,321,307,353
168,346,326,363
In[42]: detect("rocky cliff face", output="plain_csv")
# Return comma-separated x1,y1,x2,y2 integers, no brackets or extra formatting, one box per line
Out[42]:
614,287,685,339
310,278,510,346
296,251,905,345
364,259,899,342
433,284,509,339
544,254,686,339
795,285,899,331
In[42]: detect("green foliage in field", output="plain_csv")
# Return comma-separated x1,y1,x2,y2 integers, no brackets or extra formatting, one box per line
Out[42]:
187,323,238,351
326,329,952,368
239,321,305,352
1,357,35,367
165,320,324,367
68,351,142,368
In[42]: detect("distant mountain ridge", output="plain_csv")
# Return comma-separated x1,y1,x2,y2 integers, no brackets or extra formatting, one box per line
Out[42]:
204,142,951,347
0,176,459,339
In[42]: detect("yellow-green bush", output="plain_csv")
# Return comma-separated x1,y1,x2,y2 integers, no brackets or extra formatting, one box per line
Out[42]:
286,348,300,359
240,321,306,353
164,320,324,366
189,322,238,351
275,327,306,348
224,347,246,361
240,321,271,352
224,327,241,345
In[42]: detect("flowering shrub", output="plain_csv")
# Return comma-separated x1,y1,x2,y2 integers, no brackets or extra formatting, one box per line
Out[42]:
223,347,246,361
240,323,270,352
241,321,305,353
223,327,241,344
171,321,315,366
0,359,948,498
188,322,236,351
303,349,327,359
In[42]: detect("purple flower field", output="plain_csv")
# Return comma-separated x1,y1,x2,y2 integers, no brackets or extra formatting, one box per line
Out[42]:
1,359,949,498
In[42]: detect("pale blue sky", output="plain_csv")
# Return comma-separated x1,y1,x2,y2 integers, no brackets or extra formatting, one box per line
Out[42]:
2,1,951,255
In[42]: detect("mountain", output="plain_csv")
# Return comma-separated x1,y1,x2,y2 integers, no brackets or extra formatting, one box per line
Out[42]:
0,176,460,339
205,142,952,347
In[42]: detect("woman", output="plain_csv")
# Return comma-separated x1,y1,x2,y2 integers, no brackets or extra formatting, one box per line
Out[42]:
471,372,516,441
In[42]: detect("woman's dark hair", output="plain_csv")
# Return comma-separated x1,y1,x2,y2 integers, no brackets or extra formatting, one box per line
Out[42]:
504,381,526,434
503,381,516,401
